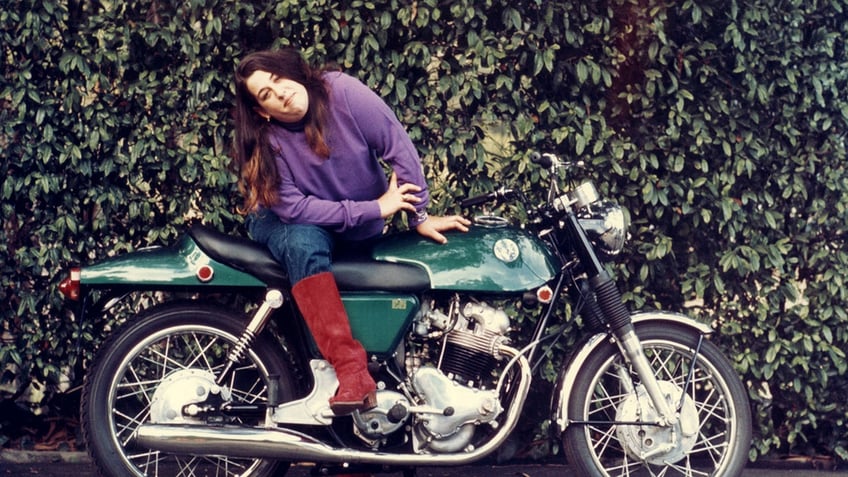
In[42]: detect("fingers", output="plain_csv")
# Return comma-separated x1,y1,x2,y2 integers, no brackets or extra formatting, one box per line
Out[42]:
390,172,422,195
379,173,425,218
451,215,472,230
418,226,448,244
393,175,422,209
453,220,470,233
401,193,422,204
397,184,422,198
415,215,471,244
438,215,471,232
431,232,448,244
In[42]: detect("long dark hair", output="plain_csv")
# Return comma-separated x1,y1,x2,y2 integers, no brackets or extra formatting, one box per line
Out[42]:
232,48,332,212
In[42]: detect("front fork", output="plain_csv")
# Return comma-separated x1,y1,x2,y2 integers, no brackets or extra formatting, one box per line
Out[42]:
565,205,679,428
588,271,678,427
613,324,678,427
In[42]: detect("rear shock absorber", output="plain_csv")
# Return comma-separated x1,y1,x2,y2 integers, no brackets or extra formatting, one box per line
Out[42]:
215,289,285,387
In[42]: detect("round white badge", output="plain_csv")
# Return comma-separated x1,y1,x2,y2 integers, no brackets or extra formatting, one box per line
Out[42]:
493,239,520,263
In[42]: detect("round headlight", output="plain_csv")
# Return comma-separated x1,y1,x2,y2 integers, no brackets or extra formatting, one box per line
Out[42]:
577,201,629,259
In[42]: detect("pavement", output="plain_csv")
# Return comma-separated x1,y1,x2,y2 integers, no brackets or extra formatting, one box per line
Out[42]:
1,450,846,476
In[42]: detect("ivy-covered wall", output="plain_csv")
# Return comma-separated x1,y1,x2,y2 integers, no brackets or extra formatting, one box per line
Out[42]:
2,0,847,462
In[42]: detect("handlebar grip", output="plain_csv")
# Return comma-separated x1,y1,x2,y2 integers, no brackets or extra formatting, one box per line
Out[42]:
460,188,515,208
460,193,496,208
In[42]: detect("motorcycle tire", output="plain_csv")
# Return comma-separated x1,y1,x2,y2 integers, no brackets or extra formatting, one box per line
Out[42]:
81,301,295,477
562,322,752,477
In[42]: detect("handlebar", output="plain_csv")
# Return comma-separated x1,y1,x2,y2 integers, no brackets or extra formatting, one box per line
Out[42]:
529,151,584,170
459,152,582,209
459,187,515,209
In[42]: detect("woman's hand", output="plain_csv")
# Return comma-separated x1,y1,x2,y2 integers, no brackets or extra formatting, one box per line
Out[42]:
377,172,470,243
415,215,471,244
377,172,422,218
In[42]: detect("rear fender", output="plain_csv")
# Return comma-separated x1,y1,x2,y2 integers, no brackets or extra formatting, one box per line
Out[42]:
80,234,266,290
551,311,713,434
72,234,268,322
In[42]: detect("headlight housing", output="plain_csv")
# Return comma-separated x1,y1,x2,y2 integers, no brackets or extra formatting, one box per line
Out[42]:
577,200,629,259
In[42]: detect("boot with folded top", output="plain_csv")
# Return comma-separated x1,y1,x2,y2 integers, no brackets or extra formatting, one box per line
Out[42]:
291,271,377,415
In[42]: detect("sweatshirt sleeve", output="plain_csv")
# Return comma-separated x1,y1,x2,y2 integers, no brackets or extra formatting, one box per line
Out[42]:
338,75,431,227
269,155,383,234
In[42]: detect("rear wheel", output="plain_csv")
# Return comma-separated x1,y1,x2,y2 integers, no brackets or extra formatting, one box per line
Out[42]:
563,323,752,476
81,302,295,477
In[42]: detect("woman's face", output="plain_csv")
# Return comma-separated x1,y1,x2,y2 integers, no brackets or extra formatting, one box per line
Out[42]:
245,69,309,124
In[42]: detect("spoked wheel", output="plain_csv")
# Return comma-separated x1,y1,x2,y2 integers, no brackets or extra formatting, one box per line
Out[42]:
563,323,752,477
81,302,296,477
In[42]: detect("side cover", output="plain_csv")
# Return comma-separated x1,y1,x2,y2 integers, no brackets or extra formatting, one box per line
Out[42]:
80,234,266,289
344,293,418,356
373,225,559,293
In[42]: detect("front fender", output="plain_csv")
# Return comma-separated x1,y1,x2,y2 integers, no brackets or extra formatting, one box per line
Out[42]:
551,311,713,434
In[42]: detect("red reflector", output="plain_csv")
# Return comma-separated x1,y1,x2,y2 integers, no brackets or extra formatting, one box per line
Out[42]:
196,265,214,283
59,268,81,301
536,285,553,304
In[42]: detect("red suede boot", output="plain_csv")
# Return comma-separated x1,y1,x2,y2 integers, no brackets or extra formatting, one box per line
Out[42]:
291,272,377,415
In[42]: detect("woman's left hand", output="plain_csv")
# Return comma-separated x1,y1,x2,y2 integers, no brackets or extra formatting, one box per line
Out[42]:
415,215,471,244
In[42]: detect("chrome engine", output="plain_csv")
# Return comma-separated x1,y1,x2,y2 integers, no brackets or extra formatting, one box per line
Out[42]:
353,297,510,453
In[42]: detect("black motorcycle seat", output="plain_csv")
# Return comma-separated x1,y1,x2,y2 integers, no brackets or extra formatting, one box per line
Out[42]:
188,224,431,292
189,224,289,286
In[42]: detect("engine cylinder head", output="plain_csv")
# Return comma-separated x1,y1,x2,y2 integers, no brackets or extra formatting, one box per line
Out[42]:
441,329,500,385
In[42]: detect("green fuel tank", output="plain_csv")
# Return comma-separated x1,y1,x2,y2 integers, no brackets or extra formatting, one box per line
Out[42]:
372,223,560,293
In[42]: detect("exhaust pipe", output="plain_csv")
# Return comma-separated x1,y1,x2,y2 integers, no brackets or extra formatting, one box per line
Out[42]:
137,347,530,466
137,424,382,462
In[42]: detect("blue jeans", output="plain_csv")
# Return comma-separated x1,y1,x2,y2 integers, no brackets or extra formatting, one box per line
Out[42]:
246,209,374,285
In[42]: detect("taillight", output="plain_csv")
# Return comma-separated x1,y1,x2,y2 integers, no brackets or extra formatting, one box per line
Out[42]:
59,268,81,300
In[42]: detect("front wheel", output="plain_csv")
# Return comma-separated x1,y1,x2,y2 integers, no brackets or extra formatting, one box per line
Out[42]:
563,323,752,477
81,302,296,477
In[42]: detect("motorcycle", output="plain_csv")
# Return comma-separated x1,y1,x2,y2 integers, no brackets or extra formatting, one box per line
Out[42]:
59,151,752,477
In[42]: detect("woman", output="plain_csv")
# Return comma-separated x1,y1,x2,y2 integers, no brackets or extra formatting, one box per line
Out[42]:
232,48,470,415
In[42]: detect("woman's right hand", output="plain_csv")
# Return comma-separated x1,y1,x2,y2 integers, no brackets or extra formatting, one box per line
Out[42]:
377,172,421,218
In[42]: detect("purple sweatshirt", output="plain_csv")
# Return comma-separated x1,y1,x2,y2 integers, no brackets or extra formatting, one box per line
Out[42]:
267,72,429,241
